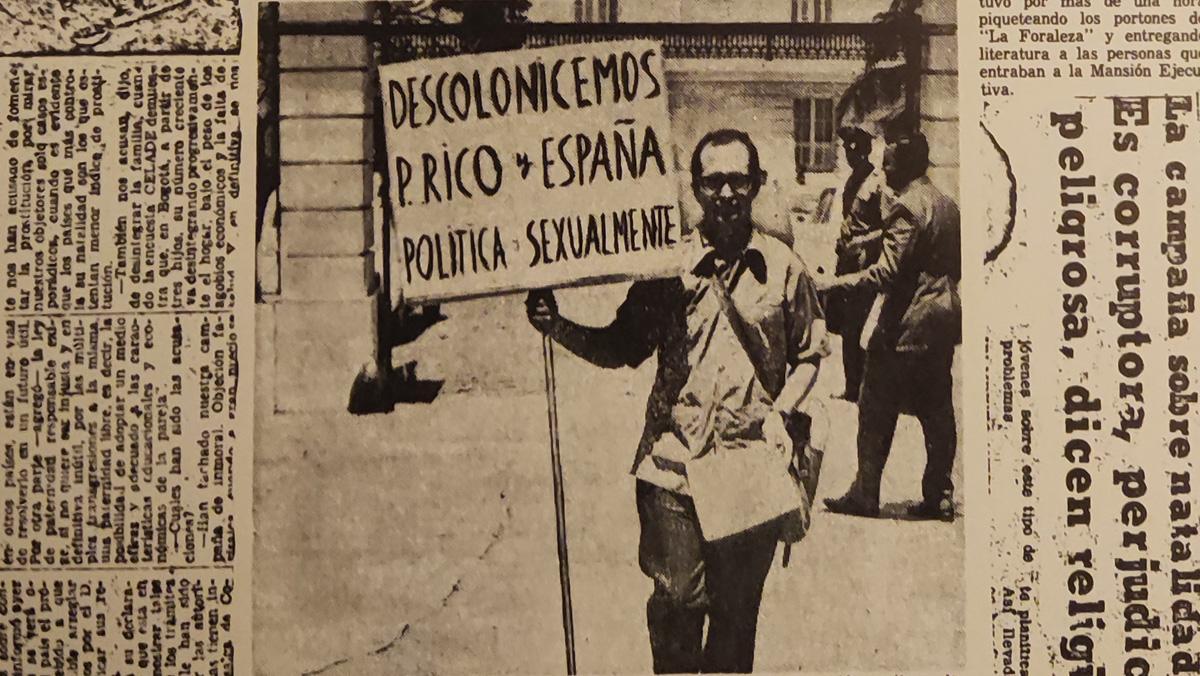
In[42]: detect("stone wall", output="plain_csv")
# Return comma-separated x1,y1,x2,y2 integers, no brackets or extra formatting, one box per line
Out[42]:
260,2,377,413
922,0,960,199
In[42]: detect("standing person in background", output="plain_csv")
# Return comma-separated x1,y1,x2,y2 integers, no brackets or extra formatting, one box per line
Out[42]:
826,127,885,402
817,130,961,520
527,129,827,673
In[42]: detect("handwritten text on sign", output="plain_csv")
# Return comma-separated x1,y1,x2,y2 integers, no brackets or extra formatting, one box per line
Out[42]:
379,41,685,302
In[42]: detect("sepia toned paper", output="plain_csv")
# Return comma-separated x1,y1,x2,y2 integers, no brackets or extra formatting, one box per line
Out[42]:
0,1,253,674
3,0,1200,674
961,0,1200,670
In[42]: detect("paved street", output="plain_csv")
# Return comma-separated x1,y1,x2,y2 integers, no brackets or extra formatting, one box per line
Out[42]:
254,288,965,675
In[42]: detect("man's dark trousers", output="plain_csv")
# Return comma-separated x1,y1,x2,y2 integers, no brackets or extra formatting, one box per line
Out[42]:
636,480,779,674
854,347,956,504
840,309,868,400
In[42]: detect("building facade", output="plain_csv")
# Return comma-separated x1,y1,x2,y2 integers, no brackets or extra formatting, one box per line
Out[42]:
256,0,958,412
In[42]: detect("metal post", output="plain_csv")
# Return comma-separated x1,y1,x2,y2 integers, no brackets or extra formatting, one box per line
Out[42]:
541,336,577,675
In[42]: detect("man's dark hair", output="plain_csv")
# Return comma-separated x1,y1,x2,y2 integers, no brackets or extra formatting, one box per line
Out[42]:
690,129,763,183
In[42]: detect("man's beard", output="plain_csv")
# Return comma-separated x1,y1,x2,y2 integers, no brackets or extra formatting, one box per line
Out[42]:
701,199,752,254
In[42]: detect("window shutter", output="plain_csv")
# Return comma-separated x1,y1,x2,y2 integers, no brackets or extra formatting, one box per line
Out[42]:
794,98,812,179
815,98,834,170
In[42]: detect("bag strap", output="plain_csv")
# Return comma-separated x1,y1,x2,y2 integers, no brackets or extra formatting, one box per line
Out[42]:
711,259,822,420
709,260,775,395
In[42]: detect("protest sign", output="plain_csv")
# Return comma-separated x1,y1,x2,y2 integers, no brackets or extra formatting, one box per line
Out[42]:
378,40,686,303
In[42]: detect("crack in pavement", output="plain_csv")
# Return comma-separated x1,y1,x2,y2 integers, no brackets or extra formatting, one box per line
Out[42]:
300,489,514,675
371,624,411,656
301,656,349,676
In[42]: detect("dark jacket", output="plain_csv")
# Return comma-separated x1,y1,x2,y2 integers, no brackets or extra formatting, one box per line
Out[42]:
827,176,960,353
826,170,884,336
835,170,885,275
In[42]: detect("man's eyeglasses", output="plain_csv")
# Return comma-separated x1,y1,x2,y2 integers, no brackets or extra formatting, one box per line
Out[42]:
698,172,755,194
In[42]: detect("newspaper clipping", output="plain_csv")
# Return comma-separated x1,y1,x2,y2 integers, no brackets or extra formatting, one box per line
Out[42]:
0,1,252,675
0,0,1198,674
966,0,1200,669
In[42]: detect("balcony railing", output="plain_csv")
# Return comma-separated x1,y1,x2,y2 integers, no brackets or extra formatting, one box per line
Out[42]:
494,23,881,62
276,20,911,64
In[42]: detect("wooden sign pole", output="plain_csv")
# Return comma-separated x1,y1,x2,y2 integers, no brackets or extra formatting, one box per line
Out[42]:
541,335,577,675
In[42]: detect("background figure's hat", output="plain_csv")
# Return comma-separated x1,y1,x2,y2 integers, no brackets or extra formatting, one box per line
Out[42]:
834,64,908,137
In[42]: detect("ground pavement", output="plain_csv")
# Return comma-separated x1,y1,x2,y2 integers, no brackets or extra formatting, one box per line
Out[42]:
254,288,965,675
253,304,964,672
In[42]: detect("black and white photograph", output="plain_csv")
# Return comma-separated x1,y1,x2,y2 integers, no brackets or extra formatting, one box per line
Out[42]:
7,0,1200,670
253,1,961,673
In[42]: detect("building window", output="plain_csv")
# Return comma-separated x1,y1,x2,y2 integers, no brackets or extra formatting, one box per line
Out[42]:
792,0,833,22
794,97,837,177
575,0,617,22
